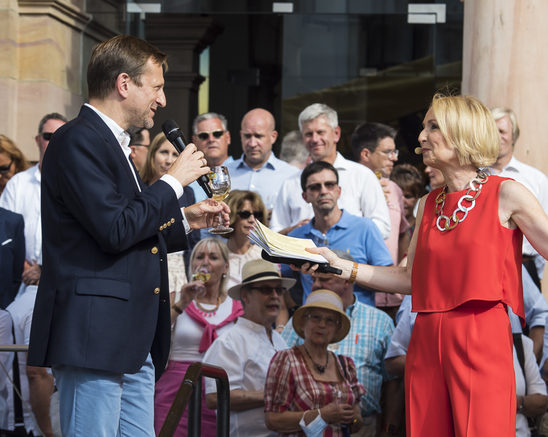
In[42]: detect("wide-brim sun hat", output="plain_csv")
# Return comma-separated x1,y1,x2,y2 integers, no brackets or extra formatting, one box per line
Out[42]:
292,289,350,343
227,259,296,300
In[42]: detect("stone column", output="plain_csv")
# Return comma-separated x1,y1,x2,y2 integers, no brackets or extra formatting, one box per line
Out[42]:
145,14,222,138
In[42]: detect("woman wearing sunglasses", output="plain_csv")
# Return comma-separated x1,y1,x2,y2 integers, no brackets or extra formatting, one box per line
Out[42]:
0,135,29,195
224,190,268,289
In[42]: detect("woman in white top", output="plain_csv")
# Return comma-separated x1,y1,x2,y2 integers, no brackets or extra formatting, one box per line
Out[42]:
224,190,267,289
154,238,243,436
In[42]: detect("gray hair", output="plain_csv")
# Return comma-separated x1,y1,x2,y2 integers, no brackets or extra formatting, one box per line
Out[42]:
298,103,338,132
38,112,67,134
491,107,520,145
192,112,228,134
279,130,308,165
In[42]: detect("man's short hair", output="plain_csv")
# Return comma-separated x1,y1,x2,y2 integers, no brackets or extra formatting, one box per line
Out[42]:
128,128,147,145
298,103,338,132
351,122,397,161
279,130,308,165
87,35,167,100
38,113,67,134
300,161,339,192
491,107,520,145
390,163,425,198
192,112,228,134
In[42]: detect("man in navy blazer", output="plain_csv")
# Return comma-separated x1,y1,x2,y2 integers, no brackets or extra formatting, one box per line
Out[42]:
27,35,228,437
0,206,24,309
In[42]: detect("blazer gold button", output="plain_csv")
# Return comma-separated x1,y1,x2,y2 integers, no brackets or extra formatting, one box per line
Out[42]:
167,222,172,227
153,287,160,294
151,247,158,254
170,218,175,224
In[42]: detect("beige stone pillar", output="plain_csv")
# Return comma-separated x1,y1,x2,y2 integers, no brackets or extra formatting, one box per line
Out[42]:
145,15,222,138
462,0,548,293
0,0,117,160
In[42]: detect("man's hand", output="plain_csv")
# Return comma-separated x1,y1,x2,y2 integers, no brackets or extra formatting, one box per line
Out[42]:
22,262,41,285
184,199,230,230
167,143,209,187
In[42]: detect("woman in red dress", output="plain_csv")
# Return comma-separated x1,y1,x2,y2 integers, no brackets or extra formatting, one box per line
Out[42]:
300,94,548,437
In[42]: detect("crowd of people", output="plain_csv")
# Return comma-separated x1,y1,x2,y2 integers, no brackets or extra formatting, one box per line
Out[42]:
2,33,548,437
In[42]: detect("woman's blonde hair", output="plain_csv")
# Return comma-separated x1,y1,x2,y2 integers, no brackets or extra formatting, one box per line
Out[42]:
0,135,30,174
189,238,230,295
225,190,268,232
430,94,500,168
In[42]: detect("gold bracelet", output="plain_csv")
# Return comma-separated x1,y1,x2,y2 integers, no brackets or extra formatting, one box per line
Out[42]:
171,304,183,314
349,262,358,283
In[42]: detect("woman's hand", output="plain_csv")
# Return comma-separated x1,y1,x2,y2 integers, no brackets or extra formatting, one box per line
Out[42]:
320,401,355,425
177,280,206,309
290,247,352,281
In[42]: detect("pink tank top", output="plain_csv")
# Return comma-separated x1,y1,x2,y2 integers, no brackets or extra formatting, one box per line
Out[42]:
412,175,524,320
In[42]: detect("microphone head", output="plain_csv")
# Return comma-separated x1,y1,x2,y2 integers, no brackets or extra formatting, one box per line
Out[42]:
414,147,422,155
162,119,180,142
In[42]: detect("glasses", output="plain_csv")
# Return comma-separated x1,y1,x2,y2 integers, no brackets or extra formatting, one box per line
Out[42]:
41,132,54,141
0,159,13,175
249,286,285,296
196,130,225,141
237,210,264,221
305,181,338,192
377,149,399,158
306,313,340,327
132,143,150,148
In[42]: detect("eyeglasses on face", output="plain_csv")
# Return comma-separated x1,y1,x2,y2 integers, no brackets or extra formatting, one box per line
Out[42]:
305,181,338,192
237,210,264,221
0,159,13,176
305,312,340,327
196,130,225,141
249,286,285,296
378,149,399,158
132,143,150,148
41,132,54,141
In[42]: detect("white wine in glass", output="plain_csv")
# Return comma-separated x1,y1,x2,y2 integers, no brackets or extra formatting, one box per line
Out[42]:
208,166,233,234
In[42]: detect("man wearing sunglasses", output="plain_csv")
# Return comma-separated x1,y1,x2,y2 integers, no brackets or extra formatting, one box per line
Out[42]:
0,112,67,437
129,128,151,172
203,259,294,437
280,161,393,307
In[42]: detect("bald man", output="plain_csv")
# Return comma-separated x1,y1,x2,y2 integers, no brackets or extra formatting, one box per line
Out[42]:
226,108,299,210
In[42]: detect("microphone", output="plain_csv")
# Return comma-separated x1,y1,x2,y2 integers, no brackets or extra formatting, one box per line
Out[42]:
162,120,212,198
414,147,422,155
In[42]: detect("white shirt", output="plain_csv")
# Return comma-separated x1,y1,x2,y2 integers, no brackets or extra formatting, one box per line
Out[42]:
491,156,548,273
514,335,547,437
203,317,287,437
0,164,42,264
270,152,391,238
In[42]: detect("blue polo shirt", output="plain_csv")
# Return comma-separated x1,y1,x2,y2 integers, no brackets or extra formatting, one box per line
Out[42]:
281,210,393,306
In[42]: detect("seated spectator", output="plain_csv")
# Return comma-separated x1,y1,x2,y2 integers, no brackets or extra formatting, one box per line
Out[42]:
390,163,425,240
203,259,294,436
223,190,268,289
265,290,364,435
154,238,243,436
282,250,398,436
0,135,29,195
279,130,309,170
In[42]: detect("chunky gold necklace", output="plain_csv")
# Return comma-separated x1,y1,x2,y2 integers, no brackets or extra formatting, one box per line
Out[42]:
194,296,221,314
435,171,488,232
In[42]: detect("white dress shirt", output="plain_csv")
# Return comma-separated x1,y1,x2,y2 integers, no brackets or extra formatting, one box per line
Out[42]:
203,317,287,437
270,152,391,238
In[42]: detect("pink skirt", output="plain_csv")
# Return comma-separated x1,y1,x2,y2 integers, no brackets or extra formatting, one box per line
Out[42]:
154,360,217,436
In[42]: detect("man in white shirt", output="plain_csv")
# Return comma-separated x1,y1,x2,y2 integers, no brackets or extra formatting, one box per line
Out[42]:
204,259,294,437
226,108,299,210
129,128,151,172
490,107,548,286
0,112,66,437
270,103,390,238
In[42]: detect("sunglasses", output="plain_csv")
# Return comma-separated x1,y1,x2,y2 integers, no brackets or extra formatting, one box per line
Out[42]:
305,181,338,192
237,210,263,221
0,159,13,175
196,130,225,141
41,132,54,141
132,143,150,148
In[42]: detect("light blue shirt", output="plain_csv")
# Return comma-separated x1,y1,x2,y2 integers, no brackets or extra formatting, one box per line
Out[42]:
281,210,393,306
226,153,299,209
282,296,394,416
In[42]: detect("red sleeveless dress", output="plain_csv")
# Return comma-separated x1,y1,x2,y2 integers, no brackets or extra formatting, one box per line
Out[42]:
405,175,523,437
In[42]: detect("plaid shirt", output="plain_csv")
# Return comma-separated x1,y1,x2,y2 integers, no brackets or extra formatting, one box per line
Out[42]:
282,296,394,416
264,346,364,437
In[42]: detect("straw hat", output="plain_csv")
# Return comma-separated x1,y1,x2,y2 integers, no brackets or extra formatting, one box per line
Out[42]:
227,259,296,300
292,289,350,343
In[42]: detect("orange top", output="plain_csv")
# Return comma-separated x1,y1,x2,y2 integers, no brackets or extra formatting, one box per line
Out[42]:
412,175,524,321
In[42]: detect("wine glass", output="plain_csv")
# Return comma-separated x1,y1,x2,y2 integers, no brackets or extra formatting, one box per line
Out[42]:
208,166,233,235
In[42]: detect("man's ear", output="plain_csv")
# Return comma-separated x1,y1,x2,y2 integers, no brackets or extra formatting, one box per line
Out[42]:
302,191,310,204
360,148,371,165
116,73,131,98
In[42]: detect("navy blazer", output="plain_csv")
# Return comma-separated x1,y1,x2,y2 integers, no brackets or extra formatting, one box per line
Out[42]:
28,106,188,379
0,207,25,309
